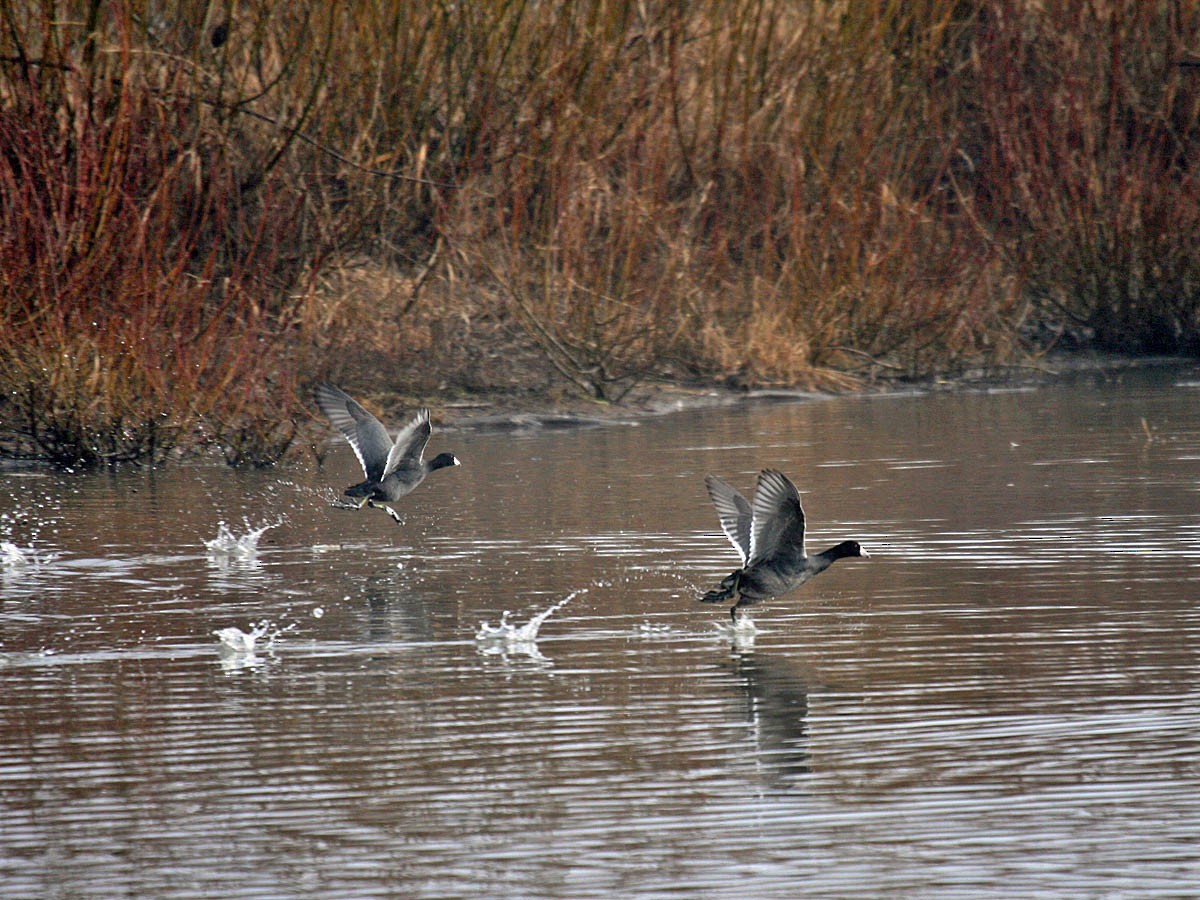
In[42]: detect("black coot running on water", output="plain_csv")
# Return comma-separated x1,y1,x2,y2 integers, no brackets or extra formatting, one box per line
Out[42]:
315,383,460,524
702,469,868,620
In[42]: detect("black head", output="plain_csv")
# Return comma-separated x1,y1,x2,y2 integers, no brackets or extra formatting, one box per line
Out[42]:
428,452,461,471
831,540,869,560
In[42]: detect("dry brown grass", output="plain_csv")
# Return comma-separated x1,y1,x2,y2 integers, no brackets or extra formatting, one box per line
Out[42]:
971,0,1200,352
2,1,1198,465
0,2,316,465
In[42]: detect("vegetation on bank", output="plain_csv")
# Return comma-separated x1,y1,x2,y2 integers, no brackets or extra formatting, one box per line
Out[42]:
2,1,1198,466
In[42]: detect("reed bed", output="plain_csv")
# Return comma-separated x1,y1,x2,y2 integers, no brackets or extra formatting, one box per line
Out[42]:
2,0,1197,465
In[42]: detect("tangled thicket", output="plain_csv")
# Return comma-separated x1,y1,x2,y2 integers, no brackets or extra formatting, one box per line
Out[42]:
2,1,1198,465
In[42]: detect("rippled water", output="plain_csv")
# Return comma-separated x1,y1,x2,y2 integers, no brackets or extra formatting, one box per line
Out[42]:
2,364,1199,898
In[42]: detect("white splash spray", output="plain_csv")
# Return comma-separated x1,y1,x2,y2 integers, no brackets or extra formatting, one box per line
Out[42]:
1,541,31,569
213,618,296,662
712,614,760,648
204,518,283,559
475,589,584,658
0,541,55,570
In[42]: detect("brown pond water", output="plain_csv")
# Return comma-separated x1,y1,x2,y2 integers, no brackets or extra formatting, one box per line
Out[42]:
2,364,1199,898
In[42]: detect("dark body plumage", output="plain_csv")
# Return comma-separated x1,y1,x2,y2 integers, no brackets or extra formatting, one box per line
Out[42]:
315,383,460,522
702,469,867,620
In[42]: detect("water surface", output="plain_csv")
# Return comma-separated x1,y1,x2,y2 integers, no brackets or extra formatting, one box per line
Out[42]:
2,364,1199,898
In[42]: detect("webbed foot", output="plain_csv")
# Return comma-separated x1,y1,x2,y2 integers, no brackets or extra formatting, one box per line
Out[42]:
367,500,403,524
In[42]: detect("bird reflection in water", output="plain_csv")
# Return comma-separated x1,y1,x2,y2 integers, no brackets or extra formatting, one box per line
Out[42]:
725,650,812,783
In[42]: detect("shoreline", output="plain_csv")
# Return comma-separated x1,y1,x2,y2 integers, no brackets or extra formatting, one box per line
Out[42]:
3,353,1193,470
427,352,1197,434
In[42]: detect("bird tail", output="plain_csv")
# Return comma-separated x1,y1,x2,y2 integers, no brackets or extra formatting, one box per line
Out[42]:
700,571,739,604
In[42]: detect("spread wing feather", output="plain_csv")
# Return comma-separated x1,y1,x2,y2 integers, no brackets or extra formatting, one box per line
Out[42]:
705,474,752,565
382,408,432,478
315,383,395,482
748,469,806,564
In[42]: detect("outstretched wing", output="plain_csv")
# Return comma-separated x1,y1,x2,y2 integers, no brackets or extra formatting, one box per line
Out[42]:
748,469,806,564
382,408,432,478
314,383,394,482
705,474,752,565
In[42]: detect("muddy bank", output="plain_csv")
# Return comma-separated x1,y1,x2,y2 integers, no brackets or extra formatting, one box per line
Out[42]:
370,352,1197,436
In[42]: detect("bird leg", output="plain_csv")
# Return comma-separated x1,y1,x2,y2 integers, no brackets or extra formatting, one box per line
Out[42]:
329,497,369,511
728,572,744,621
367,500,404,525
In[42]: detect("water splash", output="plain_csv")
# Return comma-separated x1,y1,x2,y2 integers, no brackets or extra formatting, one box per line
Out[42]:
0,541,55,571
204,518,283,559
475,589,583,659
635,621,674,636
213,619,295,670
1,541,32,569
214,619,295,653
712,614,760,648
